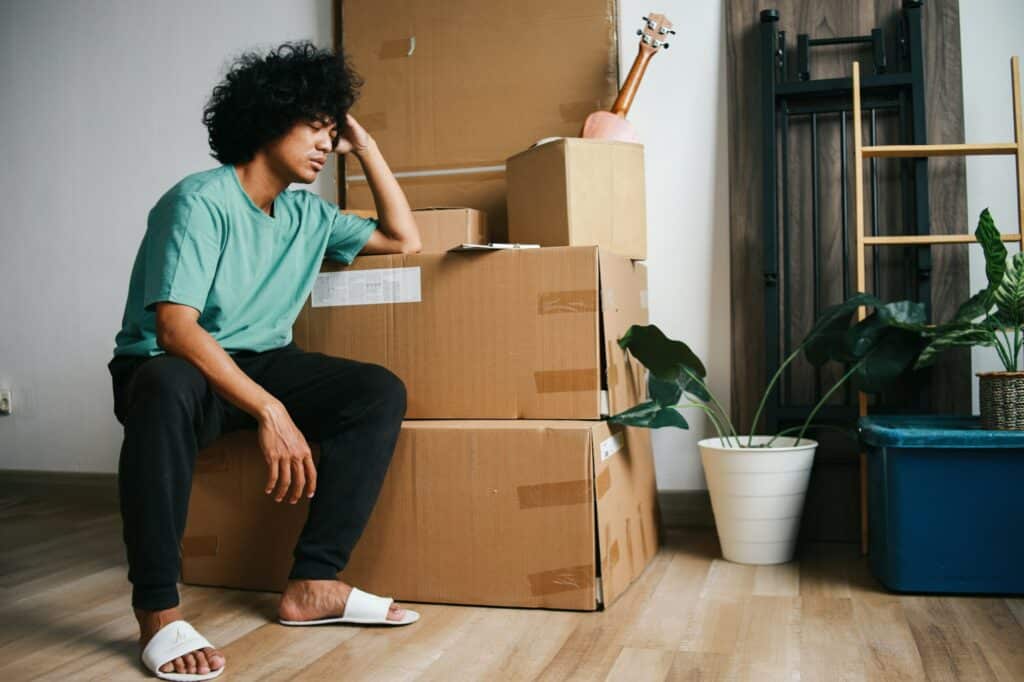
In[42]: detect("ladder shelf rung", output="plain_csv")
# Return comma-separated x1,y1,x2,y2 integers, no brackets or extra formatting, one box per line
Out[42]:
861,142,1018,158
862,233,1024,246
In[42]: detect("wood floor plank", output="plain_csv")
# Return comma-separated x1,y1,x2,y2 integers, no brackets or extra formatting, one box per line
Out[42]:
604,646,674,682
947,598,1024,681
903,596,998,682
799,596,866,682
753,561,800,597
533,551,673,682
621,531,716,650
289,603,472,681
415,606,579,682
722,595,801,681
850,592,929,681
666,651,730,681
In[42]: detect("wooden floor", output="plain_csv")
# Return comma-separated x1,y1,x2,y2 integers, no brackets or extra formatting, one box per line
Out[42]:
2,490,1023,681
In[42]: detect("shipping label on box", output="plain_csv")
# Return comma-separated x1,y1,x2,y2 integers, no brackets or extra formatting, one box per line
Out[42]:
293,246,648,420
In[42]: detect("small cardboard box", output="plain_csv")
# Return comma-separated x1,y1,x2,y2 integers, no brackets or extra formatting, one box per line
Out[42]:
292,246,648,420
343,207,489,253
181,420,660,611
506,138,647,260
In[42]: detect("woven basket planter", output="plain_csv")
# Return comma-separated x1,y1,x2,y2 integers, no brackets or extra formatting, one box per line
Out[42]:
979,372,1024,430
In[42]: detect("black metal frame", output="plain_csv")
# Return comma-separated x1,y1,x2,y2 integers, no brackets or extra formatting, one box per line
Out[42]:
760,1,930,433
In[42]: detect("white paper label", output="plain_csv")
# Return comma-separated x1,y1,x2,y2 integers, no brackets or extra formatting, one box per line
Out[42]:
311,267,421,307
600,432,625,461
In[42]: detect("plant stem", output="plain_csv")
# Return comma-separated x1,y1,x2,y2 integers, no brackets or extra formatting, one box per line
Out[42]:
680,367,739,444
993,327,1014,370
674,401,736,447
764,423,860,447
747,341,807,447
795,360,864,444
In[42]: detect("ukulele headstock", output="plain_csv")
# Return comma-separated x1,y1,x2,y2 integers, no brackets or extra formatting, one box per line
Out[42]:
636,13,674,54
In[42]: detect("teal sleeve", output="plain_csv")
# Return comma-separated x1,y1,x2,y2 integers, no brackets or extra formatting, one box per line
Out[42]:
325,209,379,264
143,194,223,313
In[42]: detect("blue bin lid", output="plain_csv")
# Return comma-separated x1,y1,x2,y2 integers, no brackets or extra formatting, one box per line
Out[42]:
859,415,1024,448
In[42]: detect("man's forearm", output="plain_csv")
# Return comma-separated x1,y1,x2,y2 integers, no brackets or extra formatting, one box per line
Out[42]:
355,139,419,246
159,322,280,420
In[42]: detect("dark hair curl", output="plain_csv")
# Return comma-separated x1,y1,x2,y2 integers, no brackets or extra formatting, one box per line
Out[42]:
203,41,362,164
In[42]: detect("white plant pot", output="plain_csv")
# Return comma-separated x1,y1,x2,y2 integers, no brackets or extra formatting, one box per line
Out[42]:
698,436,818,565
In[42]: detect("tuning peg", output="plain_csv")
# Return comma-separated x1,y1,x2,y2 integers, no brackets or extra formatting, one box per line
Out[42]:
662,42,670,49
667,29,677,35
637,28,643,36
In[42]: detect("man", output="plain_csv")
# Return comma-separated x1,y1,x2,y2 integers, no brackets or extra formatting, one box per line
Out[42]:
108,42,421,680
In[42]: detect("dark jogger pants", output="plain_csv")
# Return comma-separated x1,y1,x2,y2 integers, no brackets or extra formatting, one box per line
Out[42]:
107,342,406,611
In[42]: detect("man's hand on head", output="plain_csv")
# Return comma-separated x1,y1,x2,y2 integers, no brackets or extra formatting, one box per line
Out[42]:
257,401,317,504
334,113,373,157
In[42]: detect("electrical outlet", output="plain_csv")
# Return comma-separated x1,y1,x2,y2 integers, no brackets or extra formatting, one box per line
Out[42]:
0,389,11,415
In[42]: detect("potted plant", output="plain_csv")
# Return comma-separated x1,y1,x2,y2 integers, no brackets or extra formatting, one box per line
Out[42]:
608,295,926,565
912,209,1024,429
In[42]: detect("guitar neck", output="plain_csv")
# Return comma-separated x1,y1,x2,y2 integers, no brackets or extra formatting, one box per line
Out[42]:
610,47,655,118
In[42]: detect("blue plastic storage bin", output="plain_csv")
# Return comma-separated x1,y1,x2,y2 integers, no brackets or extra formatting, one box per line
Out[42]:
859,415,1024,594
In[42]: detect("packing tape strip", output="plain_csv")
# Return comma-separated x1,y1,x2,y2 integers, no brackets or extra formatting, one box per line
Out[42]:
537,289,598,314
533,368,599,394
527,564,595,596
595,467,612,500
181,535,219,558
516,479,590,509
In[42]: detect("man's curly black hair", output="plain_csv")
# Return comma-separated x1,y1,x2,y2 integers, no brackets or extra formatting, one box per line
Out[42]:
203,41,362,165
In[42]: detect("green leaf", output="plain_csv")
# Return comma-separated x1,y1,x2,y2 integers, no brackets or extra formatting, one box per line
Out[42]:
876,299,927,328
648,374,683,406
914,326,997,369
804,293,883,366
618,325,707,381
853,328,925,393
954,289,994,322
976,208,1008,291
608,400,690,429
993,252,1024,327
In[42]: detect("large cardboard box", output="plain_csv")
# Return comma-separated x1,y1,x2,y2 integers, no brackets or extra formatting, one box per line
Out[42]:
341,0,620,238
181,421,660,611
344,207,489,253
292,246,648,419
506,138,647,259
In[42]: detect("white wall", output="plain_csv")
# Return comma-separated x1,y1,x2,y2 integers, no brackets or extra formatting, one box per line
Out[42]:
959,0,1024,411
616,0,732,489
0,0,335,472
0,0,731,489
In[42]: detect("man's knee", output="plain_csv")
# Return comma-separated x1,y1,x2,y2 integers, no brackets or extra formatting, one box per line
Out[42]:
361,364,407,419
128,355,207,413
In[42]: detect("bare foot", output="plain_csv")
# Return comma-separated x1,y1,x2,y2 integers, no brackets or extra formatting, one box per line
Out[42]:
136,606,225,676
278,579,408,622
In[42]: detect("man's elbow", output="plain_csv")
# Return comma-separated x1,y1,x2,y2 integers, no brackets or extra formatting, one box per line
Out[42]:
400,237,422,254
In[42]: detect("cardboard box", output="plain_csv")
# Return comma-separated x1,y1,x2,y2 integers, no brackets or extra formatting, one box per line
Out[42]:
292,246,648,419
343,207,489,253
181,421,660,611
340,0,620,238
346,173,510,242
506,138,647,259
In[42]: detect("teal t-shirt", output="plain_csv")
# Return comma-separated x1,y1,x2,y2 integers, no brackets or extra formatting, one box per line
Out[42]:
113,165,377,357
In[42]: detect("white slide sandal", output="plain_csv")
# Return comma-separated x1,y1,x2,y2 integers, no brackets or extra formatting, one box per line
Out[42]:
140,620,225,681
278,587,420,626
